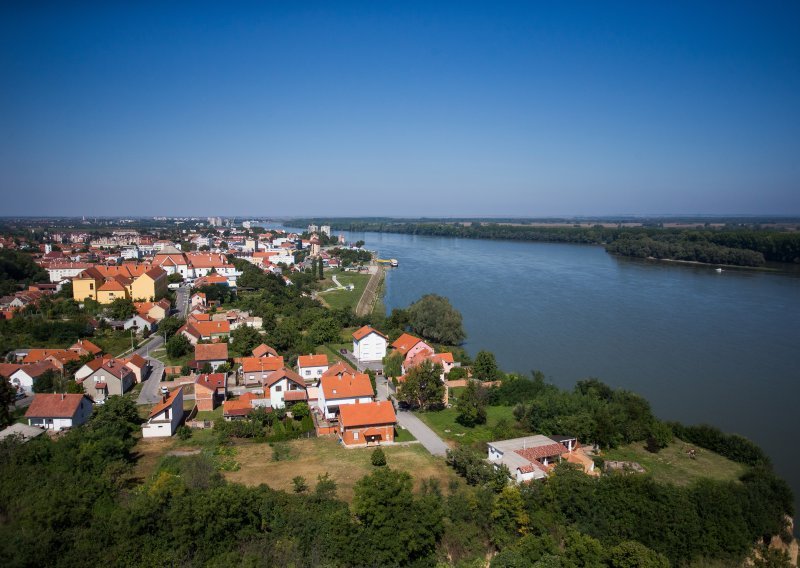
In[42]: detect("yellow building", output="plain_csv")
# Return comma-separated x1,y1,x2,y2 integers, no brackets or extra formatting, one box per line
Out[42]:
72,265,168,304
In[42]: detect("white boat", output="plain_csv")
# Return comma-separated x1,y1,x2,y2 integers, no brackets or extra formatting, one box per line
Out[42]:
390,259,398,267
715,268,723,273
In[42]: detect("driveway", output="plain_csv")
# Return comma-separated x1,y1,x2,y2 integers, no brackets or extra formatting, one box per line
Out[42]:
396,410,450,457
134,336,167,405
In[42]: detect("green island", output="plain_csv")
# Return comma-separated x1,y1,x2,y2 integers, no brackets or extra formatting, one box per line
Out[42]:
291,217,800,268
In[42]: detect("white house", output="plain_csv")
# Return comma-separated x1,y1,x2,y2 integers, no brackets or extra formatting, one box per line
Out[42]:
352,326,388,363
142,387,184,438
486,435,579,483
317,372,374,420
25,393,93,431
296,354,329,383
263,368,307,409
10,361,57,395
123,314,157,333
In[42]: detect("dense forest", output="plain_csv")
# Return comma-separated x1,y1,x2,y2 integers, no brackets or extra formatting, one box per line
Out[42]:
291,220,800,266
0,383,794,567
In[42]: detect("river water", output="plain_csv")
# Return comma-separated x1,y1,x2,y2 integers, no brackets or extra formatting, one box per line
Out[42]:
337,229,800,518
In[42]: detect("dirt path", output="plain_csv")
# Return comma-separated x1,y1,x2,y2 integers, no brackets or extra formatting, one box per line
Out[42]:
355,265,385,316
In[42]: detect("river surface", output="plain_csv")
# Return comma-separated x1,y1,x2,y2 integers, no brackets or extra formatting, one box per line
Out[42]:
278,225,800,525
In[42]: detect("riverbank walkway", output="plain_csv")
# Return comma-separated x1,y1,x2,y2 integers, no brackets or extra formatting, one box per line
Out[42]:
355,265,385,316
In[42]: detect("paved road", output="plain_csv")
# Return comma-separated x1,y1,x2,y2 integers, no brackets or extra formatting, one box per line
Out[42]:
135,335,167,405
175,282,190,318
396,410,450,457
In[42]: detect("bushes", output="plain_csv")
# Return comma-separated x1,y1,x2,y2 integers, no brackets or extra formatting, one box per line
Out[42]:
668,422,771,467
446,446,509,491
371,447,386,467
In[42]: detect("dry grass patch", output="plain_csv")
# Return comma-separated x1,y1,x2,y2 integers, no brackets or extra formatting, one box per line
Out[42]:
225,436,460,501
129,437,174,483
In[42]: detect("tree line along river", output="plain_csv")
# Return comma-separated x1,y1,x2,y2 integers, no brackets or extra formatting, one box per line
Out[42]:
339,229,800,522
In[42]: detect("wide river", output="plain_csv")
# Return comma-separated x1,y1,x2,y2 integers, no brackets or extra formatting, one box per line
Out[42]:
334,229,800,518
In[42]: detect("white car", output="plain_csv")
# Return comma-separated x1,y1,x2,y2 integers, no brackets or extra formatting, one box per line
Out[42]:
168,283,181,290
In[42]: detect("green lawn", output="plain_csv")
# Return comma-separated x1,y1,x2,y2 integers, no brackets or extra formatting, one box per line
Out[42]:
601,440,747,486
415,406,523,446
196,407,224,421
394,425,417,442
149,347,193,369
317,344,356,368
319,272,371,310
92,330,139,357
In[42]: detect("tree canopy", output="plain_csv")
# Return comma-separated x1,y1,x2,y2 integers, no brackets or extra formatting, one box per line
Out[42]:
406,294,466,345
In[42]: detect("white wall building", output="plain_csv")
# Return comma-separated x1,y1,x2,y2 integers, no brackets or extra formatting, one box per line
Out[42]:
142,388,184,438
25,394,93,432
352,326,388,362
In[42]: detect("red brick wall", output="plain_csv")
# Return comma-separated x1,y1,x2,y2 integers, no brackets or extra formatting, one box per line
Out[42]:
340,424,394,446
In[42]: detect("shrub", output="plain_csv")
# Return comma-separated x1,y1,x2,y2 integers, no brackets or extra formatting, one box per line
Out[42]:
371,447,387,467
176,426,192,440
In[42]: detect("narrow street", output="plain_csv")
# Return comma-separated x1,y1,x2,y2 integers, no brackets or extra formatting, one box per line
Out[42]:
396,410,450,457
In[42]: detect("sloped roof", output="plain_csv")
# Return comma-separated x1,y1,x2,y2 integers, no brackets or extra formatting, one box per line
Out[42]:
195,343,229,361
96,359,134,380
252,343,278,358
320,373,373,400
148,387,182,418
264,367,306,389
241,356,284,374
69,339,102,355
352,325,387,341
195,373,226,391
391,333,423,354
192,321,230,336
338,401,396,428
0,363,21,378
14,360,57,378
297,354,328,368
25,394,89,418
125,353,148,369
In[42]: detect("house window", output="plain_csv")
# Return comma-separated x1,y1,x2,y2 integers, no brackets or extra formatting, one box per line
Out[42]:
89,283,94,290
275,385,282,392
354,431,359,440
305,370,311,376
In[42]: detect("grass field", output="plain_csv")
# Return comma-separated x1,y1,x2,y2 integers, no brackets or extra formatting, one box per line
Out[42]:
149,347,193,369
196,407,223,421
224,436,458,500
318,272,371,310
601,440,746,486
415,406,523,446
92,330,138,357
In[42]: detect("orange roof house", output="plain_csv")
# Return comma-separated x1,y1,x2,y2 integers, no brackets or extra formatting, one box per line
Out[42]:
69,339,103,357
194,373,227,412
296,354,329,382
391,333,429,355
352,325,387,342
252,343,278,358
25,393,93,431
195,343,229,364
223,392,259,420
338,401,397,447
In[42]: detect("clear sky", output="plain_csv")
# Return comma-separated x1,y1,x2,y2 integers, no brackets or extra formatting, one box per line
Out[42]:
2,1,799,217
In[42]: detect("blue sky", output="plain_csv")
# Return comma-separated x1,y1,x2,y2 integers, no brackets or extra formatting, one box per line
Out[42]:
2,2,799,217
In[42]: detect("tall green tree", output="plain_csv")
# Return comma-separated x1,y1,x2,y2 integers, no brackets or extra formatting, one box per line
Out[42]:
473,350,499,381
353,468,442,566
0,378,16,427
406,294,465,345
456,380,487,427
396,360,445,410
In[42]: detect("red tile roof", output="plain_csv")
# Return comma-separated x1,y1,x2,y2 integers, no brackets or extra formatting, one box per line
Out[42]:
283,390,308,401
97,359,135,380
321,361,356,379
352,325,387,341
241,356,284,374
297,354,328,368
69,339,102,355
514,443,569,462
192,320,230,337
194,373,226,391
338,401,396,428
321,373,373,400
15,360,57,378
195,343,229,361
252,343,278,358
125,353,148,369
0,363,21,378
25,393,89,418
22,349,66,364
391,333,423,354
264,368,306,389
148,387,182,418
